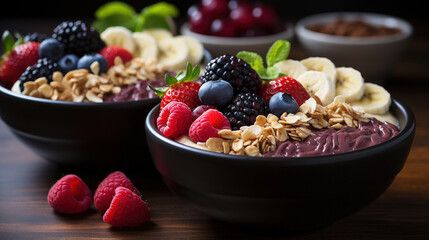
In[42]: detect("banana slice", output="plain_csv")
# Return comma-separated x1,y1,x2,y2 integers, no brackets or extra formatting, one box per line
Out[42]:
143,28,173,43
301,57,337,83
132,32,159,61
158,37,191,71
335,67,365,101
365,112,399,127
101,26,136,54
175,35,204,65
11,80,21,93
274,59,308,79
297,70,335,106
350,83,391,115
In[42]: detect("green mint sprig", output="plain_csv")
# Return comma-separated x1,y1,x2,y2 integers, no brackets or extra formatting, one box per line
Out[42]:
236,40,291,81
93,1,179,33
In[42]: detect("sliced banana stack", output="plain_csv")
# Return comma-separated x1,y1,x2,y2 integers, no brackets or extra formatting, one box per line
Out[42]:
297,70,336,106
132,32,158,61
301,57,337,84
158,37,191,71
100,26,136,54
335,67,365,101
350,83,391,115
274,59,308,79
175,35,204,66
143,28,173,43
101,27,204,71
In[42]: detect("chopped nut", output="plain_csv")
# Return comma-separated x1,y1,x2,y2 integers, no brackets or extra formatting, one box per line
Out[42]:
38,84,53,98
206,137,225,153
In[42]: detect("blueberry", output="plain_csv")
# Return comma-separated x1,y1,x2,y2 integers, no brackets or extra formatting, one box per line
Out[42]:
198,79,233,106
39,38,64,61
58,54,79,73
269,92,299,117
77,53,108,74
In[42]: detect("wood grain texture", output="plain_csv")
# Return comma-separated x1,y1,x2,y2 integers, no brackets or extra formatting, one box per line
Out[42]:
1,18,429,240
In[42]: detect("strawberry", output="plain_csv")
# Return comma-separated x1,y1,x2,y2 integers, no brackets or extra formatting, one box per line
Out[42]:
259,76,310,106
0,31,40,89
99,46,133,68
150,63,202,111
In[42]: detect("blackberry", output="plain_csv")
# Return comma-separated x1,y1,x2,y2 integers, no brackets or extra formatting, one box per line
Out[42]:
19,58,60,91
52,20,105,56
223,92,270,130
23,32,48,43
201,55,262,94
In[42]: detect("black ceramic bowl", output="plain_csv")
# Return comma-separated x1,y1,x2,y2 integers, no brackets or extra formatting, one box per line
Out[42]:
145,98,415,232
0,50,212,167
0,87,158,166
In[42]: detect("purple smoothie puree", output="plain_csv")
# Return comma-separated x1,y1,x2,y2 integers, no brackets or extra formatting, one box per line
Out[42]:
263,118,400,157
103,79,166,102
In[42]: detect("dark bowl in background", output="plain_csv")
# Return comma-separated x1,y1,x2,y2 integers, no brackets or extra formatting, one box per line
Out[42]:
0,87,159,166
145,98,415,232
0,50,212,167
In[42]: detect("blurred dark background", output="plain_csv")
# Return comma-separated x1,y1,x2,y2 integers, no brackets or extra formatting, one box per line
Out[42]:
0,0,427,20
1,0,428,83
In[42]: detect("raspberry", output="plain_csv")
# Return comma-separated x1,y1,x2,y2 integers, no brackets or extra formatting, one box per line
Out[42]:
157,101,193,139
189,109,231,142
99,46,133,68
103,187,151,227
47,174,92,214
94,171,140,214
192,105,216,121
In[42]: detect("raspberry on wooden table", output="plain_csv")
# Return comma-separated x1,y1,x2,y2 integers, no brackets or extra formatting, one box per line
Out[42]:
94,171,141,213
47,174,92,214
103,187,151,227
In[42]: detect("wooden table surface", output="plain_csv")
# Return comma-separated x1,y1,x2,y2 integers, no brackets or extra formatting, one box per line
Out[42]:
1,18,429,239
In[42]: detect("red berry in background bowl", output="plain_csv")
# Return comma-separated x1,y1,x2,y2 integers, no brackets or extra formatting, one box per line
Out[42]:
252,3,278,30
210,18,237,37
229,1,254,31
186,0,283,37
202,0,229,15
188,5,213,35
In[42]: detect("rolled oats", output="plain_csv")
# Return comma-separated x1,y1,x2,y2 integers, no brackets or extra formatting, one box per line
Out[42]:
21,57,167,103
203,96,369,157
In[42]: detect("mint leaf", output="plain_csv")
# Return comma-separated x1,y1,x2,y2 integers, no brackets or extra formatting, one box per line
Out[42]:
236,51,264,72
95,1,136,19
266,40,290,67
93,15,138,33
258,66,281,81
2,31,15,53
137,15,170,32
141,2,179,18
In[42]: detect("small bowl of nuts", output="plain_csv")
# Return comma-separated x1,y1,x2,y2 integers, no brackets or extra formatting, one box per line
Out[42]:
0,19,211,167
295,12,413,84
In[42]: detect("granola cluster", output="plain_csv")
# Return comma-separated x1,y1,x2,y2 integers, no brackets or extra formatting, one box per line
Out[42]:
203,96,369,156
20,57,166,102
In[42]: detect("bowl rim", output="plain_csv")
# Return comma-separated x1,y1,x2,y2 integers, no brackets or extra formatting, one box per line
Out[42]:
146,98,415,166
180,22,295,45
0,49,214,108
0,84,160,108
295,12,413,45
